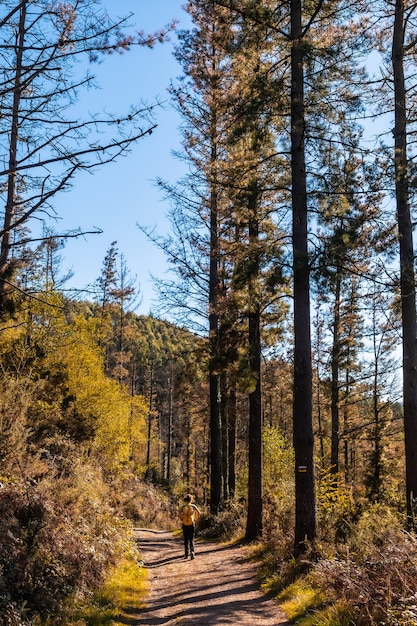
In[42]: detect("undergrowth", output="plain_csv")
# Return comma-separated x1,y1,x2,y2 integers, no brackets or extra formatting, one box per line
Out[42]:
258,502,417,626
70,555,147,625
197,500,246,540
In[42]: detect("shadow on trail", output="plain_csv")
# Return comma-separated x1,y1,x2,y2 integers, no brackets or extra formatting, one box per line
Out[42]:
142,554,183,568
133,528,169,534
134,529,236,565
127,529,292,626
126,585,287,625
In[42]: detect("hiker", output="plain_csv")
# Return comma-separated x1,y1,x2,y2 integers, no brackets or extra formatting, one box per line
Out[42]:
179,493,200,559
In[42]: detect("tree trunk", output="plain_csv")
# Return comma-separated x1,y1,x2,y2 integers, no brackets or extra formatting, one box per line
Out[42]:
343,370,351,484
209,154,222,514
245,190,263,540
330,274,342,476
370,367,382,501
167,374,173,486
220,370,229,501
314,306,325,465
0,2,25,310
245,303,263,539
342,284,356,484
186,411,192,487
146,361,154,467
228,383,237,499
392,0,417,527
290,0,317,552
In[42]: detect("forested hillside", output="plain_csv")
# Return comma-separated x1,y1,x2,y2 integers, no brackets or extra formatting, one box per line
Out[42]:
0,284,192,622
3,1,417,625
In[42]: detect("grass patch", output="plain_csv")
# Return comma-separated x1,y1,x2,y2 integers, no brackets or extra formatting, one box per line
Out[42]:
71,556,147,625
277,580,325,621
275,579,355,625
294,602,356,626
100,556,147,611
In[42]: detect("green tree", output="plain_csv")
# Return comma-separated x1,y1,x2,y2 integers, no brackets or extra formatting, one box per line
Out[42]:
152,0,238,512
289,0,317,551
223,14,288,536
391,0,417,527
314,143,377,477
364,290,400,501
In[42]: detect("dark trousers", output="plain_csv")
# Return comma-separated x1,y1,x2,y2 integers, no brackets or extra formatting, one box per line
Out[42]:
182,523,195,556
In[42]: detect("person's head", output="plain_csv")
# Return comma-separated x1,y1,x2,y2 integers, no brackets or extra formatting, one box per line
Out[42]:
184,493,193,503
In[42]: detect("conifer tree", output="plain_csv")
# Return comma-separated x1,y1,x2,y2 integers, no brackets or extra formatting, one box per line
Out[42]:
289,0,317,551
223,10,288,537
163,0,289,524
391,0,417,527
286,0,375,550
214,0,371,549
364,290,400,500
152,0,236,512
313,133,382,478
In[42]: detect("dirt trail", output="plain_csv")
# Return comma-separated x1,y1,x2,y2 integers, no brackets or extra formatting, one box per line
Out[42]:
123,528,292,625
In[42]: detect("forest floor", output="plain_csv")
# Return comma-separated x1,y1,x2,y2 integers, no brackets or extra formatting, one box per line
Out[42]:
121,528,292,625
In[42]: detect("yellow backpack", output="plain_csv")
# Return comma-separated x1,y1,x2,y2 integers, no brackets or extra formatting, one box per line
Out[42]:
182,503,195,525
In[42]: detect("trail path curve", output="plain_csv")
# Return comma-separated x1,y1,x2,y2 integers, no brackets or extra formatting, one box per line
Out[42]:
124,528,292,625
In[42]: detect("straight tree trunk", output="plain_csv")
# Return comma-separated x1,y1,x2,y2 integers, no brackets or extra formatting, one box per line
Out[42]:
167,373,173,486
342,286,356,484
209,143,222,514
290,0,317,552
0,2,25,309
209,355,222,512
330,274,342,476
245,189,263,540
228,383,237,499
186,411,192,487
370,365,382,500
392,0,417,526
220,370,229,501
314,307,325,464
245,303,263,539
343,371,351,484
146,361,154,467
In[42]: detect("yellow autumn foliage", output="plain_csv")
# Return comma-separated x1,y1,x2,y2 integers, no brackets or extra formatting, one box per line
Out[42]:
51,313,148,472
0,294,148,474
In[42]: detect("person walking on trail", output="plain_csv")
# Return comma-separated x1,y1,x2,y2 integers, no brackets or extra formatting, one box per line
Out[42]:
179,493,200,560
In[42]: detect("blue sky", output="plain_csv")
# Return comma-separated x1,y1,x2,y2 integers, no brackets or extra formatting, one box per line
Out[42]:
51,1,190,315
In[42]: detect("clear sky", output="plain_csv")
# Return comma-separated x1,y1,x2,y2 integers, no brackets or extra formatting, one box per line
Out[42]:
50,1,190,315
